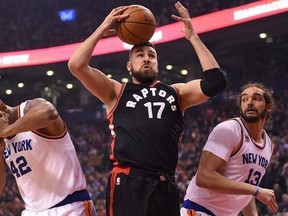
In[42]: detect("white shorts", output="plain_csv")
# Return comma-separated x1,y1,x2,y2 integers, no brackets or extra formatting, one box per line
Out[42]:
180,207,212,216
21,200,97,216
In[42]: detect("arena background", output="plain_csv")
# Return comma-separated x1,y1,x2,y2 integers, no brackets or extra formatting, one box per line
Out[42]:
0,0,288,215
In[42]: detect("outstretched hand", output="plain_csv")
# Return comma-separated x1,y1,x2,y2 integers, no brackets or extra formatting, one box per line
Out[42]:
100,6,129,37
171,1,196,40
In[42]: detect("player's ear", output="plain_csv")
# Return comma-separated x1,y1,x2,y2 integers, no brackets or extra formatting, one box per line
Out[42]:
267,104,272,113
127,61,131,71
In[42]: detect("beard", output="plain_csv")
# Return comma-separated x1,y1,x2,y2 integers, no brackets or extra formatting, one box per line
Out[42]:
240,107,268,123
131,66,158,85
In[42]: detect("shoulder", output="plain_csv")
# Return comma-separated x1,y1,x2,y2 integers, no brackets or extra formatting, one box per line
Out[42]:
204,118,243,157
208,118,243,145
25,98,53,109
171,83,184,92
213,118,242,133
162,82,182,95
26,98,49,105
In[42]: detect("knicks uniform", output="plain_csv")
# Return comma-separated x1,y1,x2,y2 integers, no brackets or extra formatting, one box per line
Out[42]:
3,101,96,215
106,81,184,216
181,117,273,216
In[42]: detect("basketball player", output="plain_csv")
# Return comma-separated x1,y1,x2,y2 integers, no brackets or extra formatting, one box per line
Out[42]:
180,83,279,216
68,2,227,216
0,98,97,216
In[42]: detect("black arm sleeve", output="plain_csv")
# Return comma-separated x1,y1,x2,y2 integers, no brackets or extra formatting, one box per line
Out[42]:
200,68,228,97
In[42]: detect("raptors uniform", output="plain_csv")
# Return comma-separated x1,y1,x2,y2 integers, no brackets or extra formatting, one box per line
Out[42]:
181,117,273,216
106,81,184,216
3,101,96,216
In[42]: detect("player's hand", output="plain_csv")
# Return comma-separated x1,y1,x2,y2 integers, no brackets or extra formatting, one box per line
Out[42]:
255,187,278,213
171,1,196,40
101,6,129,37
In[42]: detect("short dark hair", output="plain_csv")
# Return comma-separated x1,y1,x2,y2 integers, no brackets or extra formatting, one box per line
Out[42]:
238,82,274,106
236,82,274,120
129,42,155,58
130,42,155,51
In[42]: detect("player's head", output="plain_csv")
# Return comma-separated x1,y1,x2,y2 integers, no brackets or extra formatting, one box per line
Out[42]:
237,82,274,122
127,42,159,85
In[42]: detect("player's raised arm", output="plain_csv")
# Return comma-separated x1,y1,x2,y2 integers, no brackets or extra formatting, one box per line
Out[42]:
0,98,64,138
68,7,128,110
171,1,227,110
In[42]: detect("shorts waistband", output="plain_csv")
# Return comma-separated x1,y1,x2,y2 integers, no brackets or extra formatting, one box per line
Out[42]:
112,166,174,182
50,189,91,209
183,200,215,216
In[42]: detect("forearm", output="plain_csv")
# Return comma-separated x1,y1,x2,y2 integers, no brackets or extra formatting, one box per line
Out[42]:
189,35,220,71
197,170,257,195
68,27,105,71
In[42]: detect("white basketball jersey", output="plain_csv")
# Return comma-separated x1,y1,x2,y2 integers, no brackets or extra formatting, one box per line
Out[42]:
184,117,273,216
3,101,87,212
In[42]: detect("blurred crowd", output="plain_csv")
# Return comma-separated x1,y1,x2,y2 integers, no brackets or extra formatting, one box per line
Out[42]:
0,0,259,52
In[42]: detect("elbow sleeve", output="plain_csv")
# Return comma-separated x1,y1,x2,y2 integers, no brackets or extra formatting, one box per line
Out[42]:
200,68,228,97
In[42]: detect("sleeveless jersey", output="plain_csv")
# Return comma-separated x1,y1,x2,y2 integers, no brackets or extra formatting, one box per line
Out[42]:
184,117,273,216
108,81,184,176
3,101,87,212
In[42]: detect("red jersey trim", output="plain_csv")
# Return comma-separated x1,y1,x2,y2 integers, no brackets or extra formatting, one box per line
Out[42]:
107,83,126,120
31,122,68,139
231,118,244,157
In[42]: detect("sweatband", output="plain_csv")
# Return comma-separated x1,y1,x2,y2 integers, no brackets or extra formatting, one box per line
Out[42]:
200,68,228,97
253,186,260,196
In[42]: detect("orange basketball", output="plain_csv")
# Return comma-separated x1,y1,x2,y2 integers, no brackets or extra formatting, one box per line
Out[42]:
115,5,156,45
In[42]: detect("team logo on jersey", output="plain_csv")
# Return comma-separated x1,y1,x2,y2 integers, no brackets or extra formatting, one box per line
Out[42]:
3,139,33,159
116,177,121,186
126,88,176,107
125,87,177,118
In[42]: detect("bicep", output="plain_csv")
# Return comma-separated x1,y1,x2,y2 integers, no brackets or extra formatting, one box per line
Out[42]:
72,67,120,106
25,99,66,136
198,150,226,173
196,150,227,188
173,80,208,110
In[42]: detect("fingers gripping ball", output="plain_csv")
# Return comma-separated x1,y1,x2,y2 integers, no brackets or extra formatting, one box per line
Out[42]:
116,5,156,45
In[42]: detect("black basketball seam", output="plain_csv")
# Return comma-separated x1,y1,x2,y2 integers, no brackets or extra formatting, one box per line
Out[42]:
124,21,156,27
116,22,125,42
125,9,150,16
123,9,155,25
123,23,154,41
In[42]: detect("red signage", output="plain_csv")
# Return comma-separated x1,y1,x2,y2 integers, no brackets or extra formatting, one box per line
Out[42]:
0,0,287,68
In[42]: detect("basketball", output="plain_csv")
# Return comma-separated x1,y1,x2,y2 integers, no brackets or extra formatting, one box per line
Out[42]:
115,5,156,45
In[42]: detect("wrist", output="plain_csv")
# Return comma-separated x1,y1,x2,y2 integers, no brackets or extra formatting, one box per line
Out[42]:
189,34,200,42
253,185,260,196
